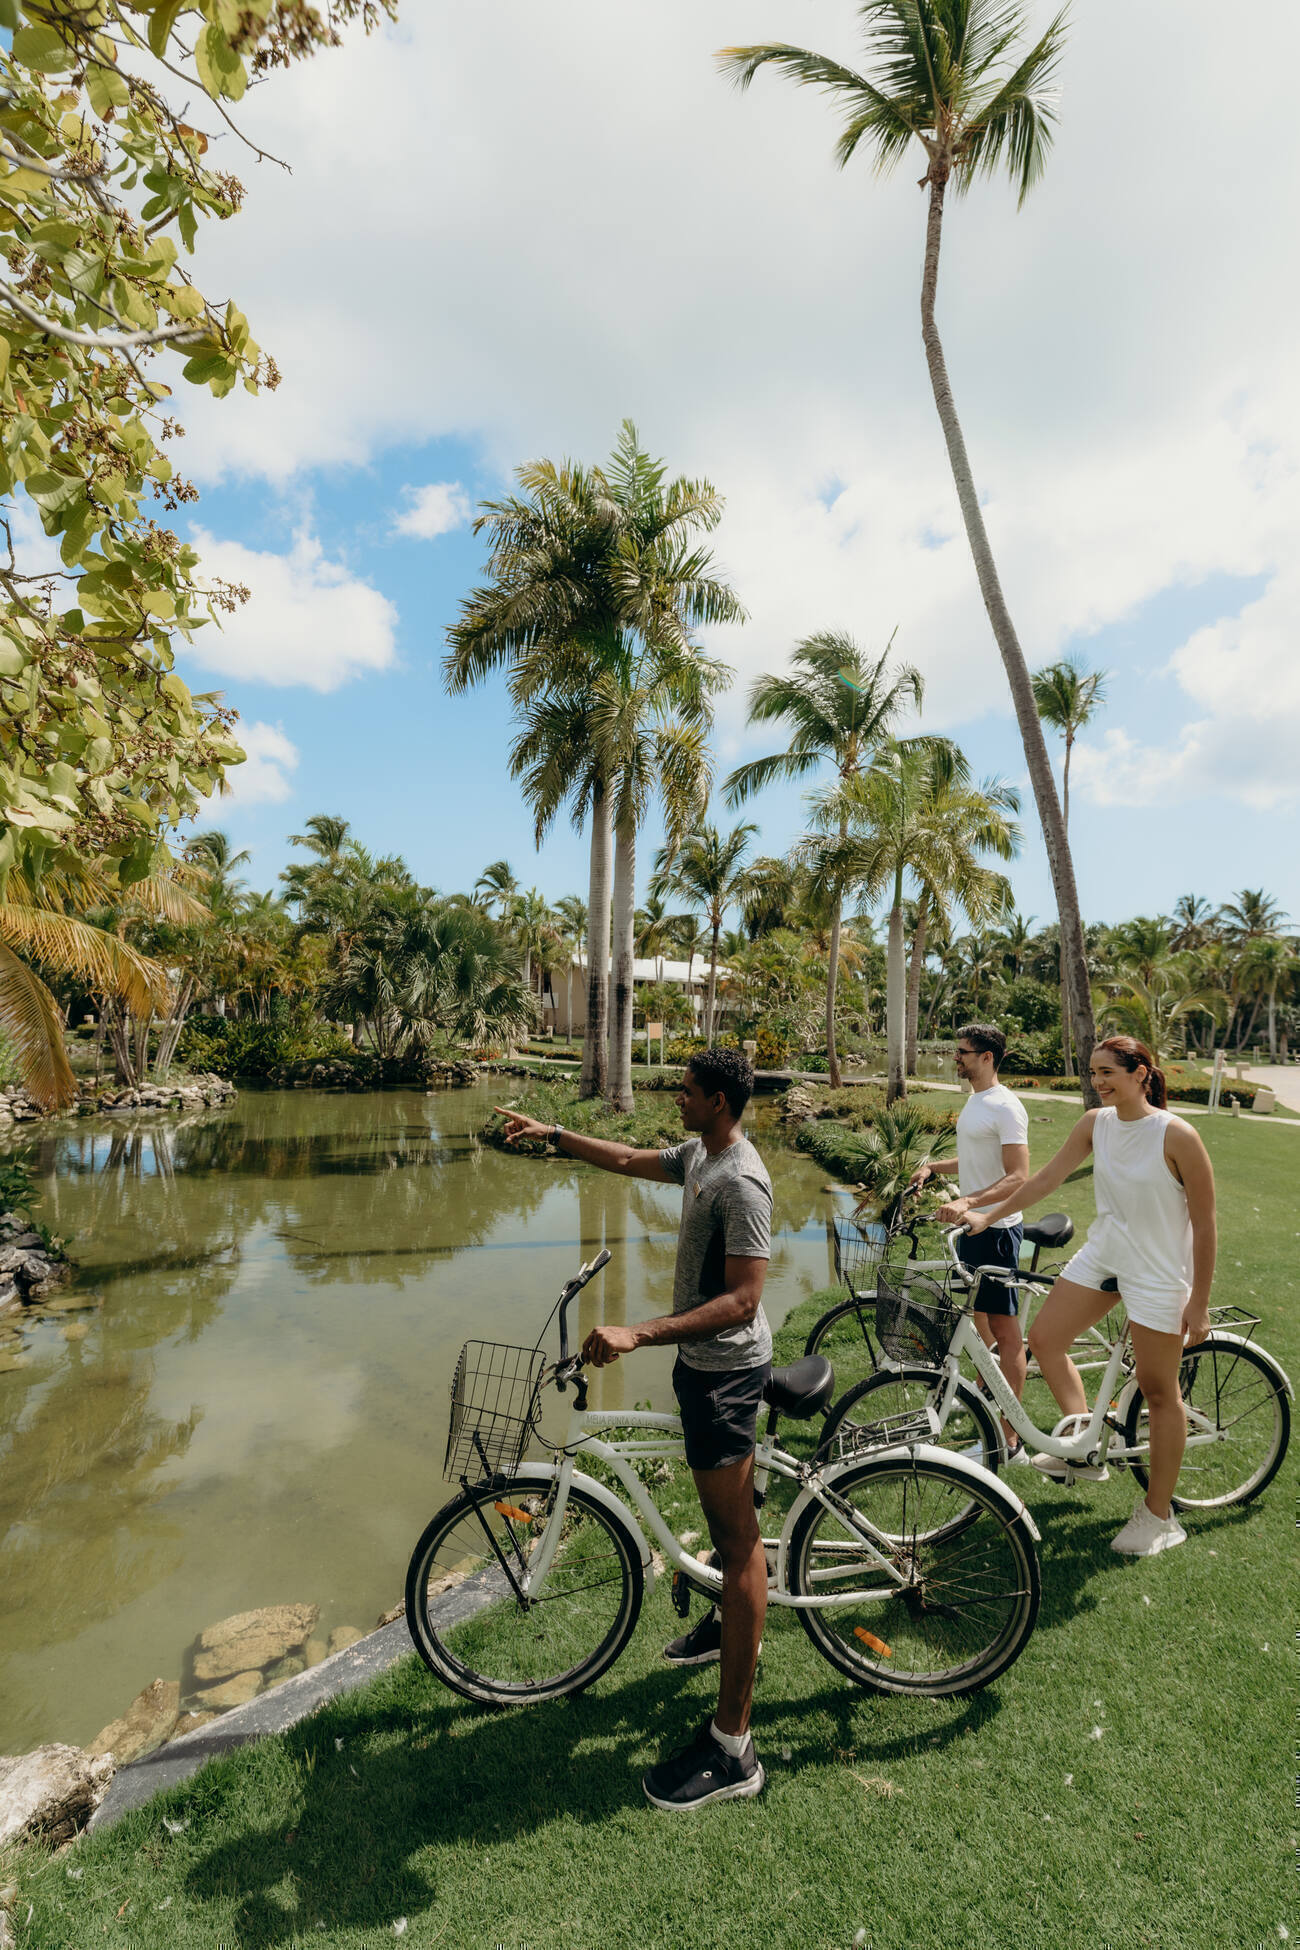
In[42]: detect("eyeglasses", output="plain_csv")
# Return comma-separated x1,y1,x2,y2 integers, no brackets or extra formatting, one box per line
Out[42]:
955,1047,976,1057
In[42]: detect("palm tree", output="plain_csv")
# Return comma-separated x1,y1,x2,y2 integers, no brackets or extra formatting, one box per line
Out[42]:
1031,655,1107,1076
554,894,588,1043
904,772,1019,1073
446,422,743,1100
1218,889,1287,943
720,2,1097,1100
184,830,252,913
1237,936,1297,1060
995,909,1037,981
652,822,758,1044
1168,894,1217,953
725,630,922,1085
804,738,969,1101
474,860,520,923
634,893,677,983
1096,962,1221,1066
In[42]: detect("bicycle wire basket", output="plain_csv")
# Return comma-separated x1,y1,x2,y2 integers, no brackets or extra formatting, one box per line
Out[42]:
444,1340,547,1482
832,1215,890,1297
874,1260,964,1366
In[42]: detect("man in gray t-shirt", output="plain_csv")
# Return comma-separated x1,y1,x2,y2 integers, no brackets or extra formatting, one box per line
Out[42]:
495,1046,772,1811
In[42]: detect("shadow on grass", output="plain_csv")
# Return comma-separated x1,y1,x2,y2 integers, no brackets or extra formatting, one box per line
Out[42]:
181,1654,1000,1947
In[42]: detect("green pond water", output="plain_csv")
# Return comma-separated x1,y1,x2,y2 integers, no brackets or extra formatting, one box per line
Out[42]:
0,1082,842,1755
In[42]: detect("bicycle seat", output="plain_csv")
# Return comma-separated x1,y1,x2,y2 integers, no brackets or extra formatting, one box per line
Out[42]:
1021,1213,1074,1249
763,1356,836,1421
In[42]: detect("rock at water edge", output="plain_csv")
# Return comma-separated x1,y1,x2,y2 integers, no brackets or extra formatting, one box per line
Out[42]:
326,1626,365,1656
88,1679,180,1764
191,1669,264,1710
169,1710,218,1741
0,1746,115,1846
190,1603,319,1682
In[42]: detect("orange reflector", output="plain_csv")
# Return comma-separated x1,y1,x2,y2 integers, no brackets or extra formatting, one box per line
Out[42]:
854,1627,893,1657
494,1502,534,1524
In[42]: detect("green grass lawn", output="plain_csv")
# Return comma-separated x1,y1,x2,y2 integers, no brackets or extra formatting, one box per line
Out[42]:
4,1106,1295,1950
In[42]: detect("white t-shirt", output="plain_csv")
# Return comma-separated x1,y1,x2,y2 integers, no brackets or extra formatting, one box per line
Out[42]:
956,1082,1029,1228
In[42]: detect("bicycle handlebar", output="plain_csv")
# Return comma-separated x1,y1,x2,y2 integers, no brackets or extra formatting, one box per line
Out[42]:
557,1248,611,1364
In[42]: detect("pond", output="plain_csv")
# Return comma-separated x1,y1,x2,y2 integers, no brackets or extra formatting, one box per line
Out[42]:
0,1082,842,1756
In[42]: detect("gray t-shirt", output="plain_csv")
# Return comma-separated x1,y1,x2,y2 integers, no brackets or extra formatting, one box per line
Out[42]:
657,1134,773,1372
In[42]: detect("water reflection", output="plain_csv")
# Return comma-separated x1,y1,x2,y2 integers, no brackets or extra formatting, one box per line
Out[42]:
0,1084,837,1753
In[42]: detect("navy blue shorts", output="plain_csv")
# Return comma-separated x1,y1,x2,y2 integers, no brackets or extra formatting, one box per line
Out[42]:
957,1224,1023,1317
672,1356,771,1472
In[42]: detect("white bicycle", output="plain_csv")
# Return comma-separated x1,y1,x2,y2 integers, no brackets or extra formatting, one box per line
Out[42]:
822,1232,1293,1512
405,1251,1042,1708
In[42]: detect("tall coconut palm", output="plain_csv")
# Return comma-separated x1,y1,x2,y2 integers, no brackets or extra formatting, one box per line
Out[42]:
446,422,744,1099
1031,655,1107,1076
652,822,758,1044
725,629,922,1085
634,893,677,983
720,1,1097,1097
1218,889,1287,944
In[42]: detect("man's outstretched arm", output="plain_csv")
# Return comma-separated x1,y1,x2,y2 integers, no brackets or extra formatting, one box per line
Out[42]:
492,1107,672,1181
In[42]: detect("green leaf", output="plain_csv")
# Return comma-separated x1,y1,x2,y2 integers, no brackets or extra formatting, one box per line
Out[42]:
0,0,20,30
148,0,188,60
11,24,74,72
86,63,130,118
195,22,246,102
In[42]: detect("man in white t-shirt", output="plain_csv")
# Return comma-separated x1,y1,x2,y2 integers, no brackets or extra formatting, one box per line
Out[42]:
911,1022,1031,1460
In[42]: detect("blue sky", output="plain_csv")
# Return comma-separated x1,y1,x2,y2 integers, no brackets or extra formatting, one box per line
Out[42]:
152,0,1299,936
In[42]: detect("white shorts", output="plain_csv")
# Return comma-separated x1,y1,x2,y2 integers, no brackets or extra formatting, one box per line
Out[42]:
1060,1237,1191,1336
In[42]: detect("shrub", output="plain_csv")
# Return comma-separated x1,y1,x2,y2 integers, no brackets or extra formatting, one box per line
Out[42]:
1001,1029,1064,1076
795,1104,956,1196
482,1083,684,1154
1002,979,1061,1034
176,1018,356,1079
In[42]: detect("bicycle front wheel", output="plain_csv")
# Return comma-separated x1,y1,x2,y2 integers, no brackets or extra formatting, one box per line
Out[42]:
805,1295,880,1401
1122,1337,1290,1511
405,1473,644,1705
788,1453,1040,1698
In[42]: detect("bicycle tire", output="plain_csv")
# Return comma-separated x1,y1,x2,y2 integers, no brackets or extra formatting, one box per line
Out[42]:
406,1473,644,1705
819,1365,1003,1473
788,1451,1040,1698
804,1295,881,1400
1122,1337,1290,1511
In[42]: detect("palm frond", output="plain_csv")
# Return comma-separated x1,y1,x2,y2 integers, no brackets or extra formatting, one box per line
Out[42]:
0,942,77,1109
0,906,171,1016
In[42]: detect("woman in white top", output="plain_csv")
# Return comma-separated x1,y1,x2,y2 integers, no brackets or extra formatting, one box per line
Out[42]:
966,1035,1216,1557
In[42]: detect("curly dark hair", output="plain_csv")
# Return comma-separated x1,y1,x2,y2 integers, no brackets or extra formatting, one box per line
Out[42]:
687,1046,755,1118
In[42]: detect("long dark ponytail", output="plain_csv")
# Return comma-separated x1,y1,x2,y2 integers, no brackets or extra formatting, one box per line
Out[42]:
1094,1035,1167,1109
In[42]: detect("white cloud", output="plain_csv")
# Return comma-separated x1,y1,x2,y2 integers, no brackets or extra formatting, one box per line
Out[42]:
221,721,300,805
392,480,470,540
146,1,1300,813
186,528,399,691
1073,567,1300,813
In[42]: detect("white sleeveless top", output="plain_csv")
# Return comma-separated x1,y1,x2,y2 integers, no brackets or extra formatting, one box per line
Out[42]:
1091,1107,1192,1288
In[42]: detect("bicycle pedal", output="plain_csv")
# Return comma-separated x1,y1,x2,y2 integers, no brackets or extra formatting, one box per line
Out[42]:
670,1570,692,1619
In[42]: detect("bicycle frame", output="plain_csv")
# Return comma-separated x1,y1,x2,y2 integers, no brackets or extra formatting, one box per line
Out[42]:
511,1397,1039,1612
936,1312,1139,1464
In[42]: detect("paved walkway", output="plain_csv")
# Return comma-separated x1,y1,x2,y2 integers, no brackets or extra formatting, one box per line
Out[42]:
1233,1064,1300,1113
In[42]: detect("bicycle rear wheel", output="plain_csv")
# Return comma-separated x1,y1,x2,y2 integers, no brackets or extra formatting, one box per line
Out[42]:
819,1365,1002,1471
788,1453,1040,1698
1122,1337,1290,1511
406,1473,644,1705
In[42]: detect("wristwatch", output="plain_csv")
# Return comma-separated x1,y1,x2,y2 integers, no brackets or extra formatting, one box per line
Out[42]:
549,1124,564,1150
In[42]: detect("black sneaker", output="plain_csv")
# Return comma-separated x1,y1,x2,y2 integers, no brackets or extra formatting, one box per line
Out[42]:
642,1721,765,1811
662,1608,763,1667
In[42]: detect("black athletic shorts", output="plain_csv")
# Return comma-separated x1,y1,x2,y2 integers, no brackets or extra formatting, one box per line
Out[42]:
957,1223,1023,1317
672,1356,772,1472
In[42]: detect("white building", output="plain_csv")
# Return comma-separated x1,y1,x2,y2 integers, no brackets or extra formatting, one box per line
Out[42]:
539,957,730,1036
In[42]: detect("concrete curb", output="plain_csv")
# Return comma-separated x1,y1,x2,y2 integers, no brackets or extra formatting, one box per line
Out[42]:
89,1617,413,1830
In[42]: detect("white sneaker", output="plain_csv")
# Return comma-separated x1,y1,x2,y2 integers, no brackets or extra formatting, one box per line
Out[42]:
1110,1495,1187,1557
1004,1442,1030,1467
1030,1453,1109,1482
